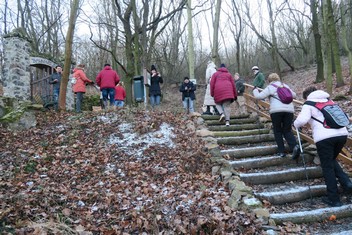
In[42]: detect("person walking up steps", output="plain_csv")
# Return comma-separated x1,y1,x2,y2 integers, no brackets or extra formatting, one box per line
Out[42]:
203,61,219,115
253,73,300,158
210,63,237,127
294,86,352,207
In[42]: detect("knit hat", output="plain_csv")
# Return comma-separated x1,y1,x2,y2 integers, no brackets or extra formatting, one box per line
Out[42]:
104,63,111,67
151,64,157,71
184,77,190,81
252,66,259,70
220,63,226,68
77,64,85,69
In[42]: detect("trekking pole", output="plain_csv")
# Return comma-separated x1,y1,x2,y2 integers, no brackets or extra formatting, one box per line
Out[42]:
295,126,313,202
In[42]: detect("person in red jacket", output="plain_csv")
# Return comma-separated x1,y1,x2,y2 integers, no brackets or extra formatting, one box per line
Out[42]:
210,63,237,126
72,64,93,113
96,63,120,109
114,81,126,108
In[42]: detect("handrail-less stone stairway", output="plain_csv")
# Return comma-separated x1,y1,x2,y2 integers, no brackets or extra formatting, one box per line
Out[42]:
202,113,352,231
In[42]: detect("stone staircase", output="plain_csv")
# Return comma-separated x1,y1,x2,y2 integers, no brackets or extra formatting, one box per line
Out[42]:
202,113,352,231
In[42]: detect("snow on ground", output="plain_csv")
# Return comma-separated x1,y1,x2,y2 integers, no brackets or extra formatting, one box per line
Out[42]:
108,122,175,157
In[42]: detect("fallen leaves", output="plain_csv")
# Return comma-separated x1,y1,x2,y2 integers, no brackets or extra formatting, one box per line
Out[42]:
0,110,263,234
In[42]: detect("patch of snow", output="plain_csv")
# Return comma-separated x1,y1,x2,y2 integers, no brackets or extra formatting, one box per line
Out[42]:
109,122,175,158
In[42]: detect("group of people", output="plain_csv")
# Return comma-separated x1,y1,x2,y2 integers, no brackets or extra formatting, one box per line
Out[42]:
50,63,126,113
250,68,351,207
50,60,351,207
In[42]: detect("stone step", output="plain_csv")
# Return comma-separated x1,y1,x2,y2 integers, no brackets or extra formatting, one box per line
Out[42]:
254,185,326,205
239,166,323,185
221,145,278,159
217,134,275,145
213,128,270,137
205,117,258,126
208,123,264,132
201,114,250,120
229,154,314,169
270,204,352,224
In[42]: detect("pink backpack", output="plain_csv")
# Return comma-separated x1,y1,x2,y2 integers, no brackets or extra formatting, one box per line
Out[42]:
271,83,293,104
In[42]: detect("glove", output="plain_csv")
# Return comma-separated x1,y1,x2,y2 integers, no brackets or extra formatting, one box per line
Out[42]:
90,81,95,85
234,97,237,101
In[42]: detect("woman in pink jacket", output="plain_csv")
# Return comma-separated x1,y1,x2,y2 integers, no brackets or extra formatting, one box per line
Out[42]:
210,63,237,126
72,64,93,113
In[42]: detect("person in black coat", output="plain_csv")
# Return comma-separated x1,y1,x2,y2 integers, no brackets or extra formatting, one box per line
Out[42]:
179,77,196,113
148,65,163,108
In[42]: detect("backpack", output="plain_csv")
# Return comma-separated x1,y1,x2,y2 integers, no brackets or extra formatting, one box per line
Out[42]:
304,100,350,129
271,83,293,104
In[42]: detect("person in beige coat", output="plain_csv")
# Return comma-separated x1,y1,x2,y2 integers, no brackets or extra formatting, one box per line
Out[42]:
203,61,219,115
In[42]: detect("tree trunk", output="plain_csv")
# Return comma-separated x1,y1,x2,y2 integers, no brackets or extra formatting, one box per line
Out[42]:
267,0,281,76
321,0,333,94
59,0,80,110
327,0,344,87
340,3,352,94
187,0,195,80
310,0,324,83
212,0,221,66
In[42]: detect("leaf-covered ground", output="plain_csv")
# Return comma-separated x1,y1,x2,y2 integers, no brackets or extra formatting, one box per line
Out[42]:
0,110,269,234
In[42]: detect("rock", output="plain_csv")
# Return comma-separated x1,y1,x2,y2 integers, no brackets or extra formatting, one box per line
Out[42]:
253,208,270,219
227,197,239,209
196,129,214,137
243,197,262,208
211,166,221,175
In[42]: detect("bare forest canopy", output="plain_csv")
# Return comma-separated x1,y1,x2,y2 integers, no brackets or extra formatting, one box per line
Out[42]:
2,0,352,101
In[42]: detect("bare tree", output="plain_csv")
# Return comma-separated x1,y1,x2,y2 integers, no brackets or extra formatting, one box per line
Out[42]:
310,0,325,83
326,0,344,87
187,0,195,80
59,0,81,110
340,1,352,93
212,0,221,66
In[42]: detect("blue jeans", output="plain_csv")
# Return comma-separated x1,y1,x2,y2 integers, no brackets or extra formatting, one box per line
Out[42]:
150,95,161,107
53,88,60,110
183,97,194,112
76,92,84,113
115,100,124,107
102,88,115,107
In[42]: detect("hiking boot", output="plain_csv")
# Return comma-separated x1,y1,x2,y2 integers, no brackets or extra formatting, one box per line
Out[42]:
278,153,286,158
291,145,301,160
225,121,230,126
343,182,352,194
219,114,225,122
213,106,220,115
202,106,212,115
322,197,342,207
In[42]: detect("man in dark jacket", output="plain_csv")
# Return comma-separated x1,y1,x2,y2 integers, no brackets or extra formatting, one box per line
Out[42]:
179,77,196,114
148,65,163,109
49,65,62,111
96,64,120,109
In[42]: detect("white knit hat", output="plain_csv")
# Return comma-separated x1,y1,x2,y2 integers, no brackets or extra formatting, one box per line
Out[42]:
251,66,259,70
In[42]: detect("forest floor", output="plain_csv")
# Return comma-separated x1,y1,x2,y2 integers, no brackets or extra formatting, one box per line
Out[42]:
1,60,352,234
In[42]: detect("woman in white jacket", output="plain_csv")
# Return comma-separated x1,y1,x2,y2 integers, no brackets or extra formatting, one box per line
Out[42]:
253,73,299,158
202,61,219,115
294,86,352,207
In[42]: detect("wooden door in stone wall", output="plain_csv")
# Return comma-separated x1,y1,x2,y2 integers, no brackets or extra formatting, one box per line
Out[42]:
29,57,56,107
